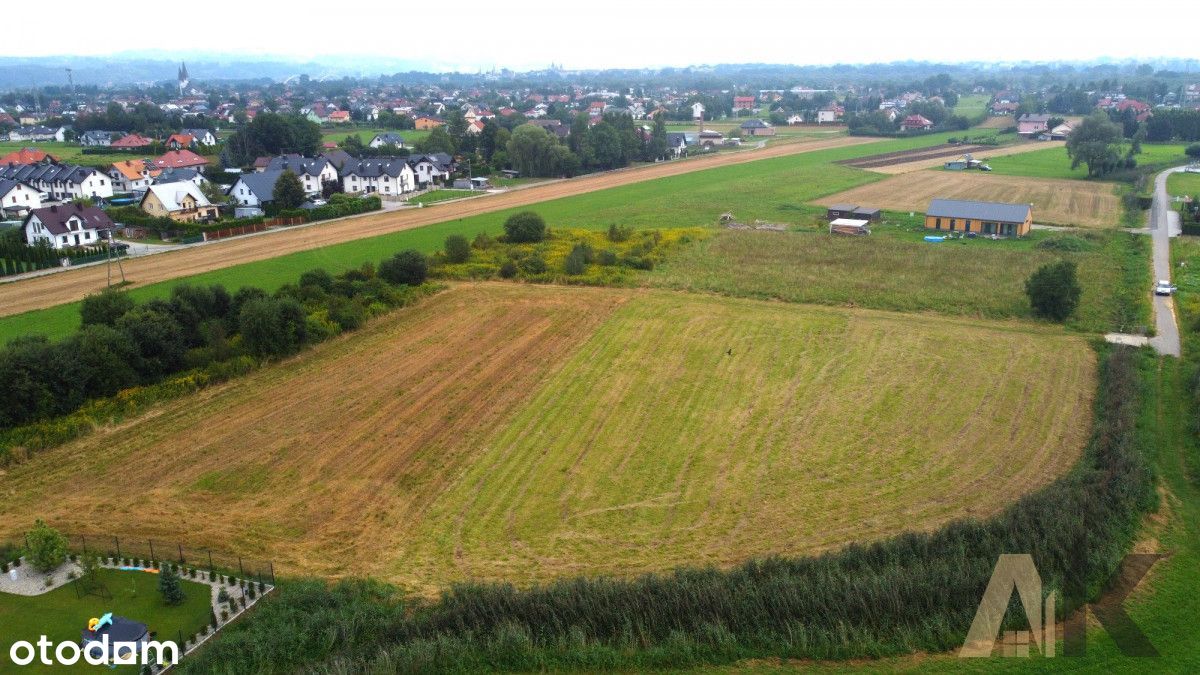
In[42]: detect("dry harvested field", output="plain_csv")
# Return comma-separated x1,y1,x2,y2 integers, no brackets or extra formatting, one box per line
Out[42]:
0,284,1096,592
817,170,1121,227
0,134,875,319
977,116,1016,129
869,141,1066,174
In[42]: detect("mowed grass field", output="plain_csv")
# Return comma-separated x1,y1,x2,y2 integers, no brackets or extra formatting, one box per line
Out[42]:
319,126,430,145
0,284,1097,593
650,228,1147,333
1168,171,1200,199
817,170,1122,227
987,142,1192,180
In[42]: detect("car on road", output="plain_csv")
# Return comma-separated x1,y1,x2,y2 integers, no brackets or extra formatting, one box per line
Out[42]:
1155,279,1177,296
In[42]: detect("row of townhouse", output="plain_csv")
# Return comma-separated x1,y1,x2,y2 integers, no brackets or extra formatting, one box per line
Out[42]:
0,162,114,202
227,153,454,210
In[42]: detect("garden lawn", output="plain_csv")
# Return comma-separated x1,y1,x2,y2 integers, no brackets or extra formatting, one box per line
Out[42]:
407,189,477,205
319,126,430,145
0,568,212,674
1167,171,1200,200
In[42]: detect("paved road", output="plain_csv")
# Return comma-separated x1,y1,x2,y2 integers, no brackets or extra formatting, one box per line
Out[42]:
1148,167,1185,357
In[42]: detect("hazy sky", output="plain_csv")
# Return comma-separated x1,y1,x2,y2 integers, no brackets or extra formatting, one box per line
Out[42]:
9,0,1195,71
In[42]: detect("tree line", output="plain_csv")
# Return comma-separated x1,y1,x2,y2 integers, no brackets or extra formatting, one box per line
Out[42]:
0,248,429,433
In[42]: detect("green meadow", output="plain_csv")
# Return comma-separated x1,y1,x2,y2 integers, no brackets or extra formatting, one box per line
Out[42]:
986,143,1192,180
0,130,1039,345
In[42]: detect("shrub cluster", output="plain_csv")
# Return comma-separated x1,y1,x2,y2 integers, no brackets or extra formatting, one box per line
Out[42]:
184,347,1154,673
432,220,706,286
0,249,432,466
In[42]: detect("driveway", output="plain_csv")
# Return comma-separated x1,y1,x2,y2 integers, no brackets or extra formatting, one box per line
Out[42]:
1148,167,1185,357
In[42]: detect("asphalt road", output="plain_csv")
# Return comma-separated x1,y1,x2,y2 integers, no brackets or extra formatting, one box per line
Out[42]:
1149,167,1184,357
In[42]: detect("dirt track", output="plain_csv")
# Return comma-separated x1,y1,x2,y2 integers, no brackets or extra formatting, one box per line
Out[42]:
0,135,875,318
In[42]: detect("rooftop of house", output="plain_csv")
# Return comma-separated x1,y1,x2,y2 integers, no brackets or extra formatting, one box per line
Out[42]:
926,198,1031,223
25,203,114,234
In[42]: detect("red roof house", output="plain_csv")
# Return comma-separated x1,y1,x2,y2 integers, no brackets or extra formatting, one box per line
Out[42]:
153,149,208,170
733,96,756,111
111,133,154,149
900,114,934,131
0,147,58,165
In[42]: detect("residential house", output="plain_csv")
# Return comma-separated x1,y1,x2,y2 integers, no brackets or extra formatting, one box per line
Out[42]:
139,181,218,222
0,162,114,201
340,157,416,195
79,130,117,147
691,102,705,120
111,133,154,150
698,129,725,147
327,111,351,124
733,96,755,111
989,101,1019,115
0,178,42,217
901,114,934,131
786,113,805,125
529,119,569,139
0,147,57,165
182,128,218,146
227,170,284,209
466,120,486,135
154,167,206,187
924,198,1032,237
664,132,689,158
408,153,452,187
165,133,195,150
264,155,338,195
8,126,65,142
368,133,406,149
153,149,208,170
108,159,155,192
816,109,839,124
414,116,445,130
1016,114,1051,136
24,203,114,249
740,119,775,136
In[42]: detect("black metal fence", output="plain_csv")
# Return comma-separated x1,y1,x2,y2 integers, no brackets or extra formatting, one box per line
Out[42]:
2,532,275,585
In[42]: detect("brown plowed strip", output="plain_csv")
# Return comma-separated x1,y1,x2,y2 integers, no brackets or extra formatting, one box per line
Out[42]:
869,140,1066,175
0,283,632,578
0,135,875,318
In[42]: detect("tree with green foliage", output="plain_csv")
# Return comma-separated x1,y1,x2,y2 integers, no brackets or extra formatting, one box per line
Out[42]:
444,235,470,264
645,114,668,161
272,169,305,209
415,127,456,155
1066,112,1124,177
1186,143,1200,159
1025,260,1081,321
503,211,547,243
238,297,308,357
224,112,321,166
25,520,68,572
158,566,187,606
116,307,187,380
80,289,135,327
378,250,428,286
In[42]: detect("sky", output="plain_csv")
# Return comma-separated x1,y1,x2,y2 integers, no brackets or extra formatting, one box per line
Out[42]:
7,0,1196,72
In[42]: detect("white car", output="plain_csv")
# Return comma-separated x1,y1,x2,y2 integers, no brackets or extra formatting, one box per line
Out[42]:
1155,280,1177,296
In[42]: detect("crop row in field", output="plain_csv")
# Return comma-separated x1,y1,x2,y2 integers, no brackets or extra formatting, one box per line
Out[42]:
0,284,1096,593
